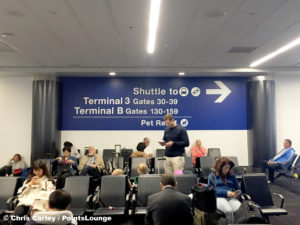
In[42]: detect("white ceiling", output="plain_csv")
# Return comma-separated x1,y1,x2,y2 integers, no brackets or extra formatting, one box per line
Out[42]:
0,0,300,73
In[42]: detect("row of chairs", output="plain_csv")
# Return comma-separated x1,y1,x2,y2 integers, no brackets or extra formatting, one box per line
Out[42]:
0,174,198,218
0,172,287,221
39,155,243,183
274,154,300,181
102,147,222,162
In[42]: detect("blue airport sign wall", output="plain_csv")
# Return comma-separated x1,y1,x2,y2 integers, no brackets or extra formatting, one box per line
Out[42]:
60,77,248,130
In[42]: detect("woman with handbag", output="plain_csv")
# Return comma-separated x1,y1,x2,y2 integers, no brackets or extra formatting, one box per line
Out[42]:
53,146,78,189
12,160,55,225
208,157,241,224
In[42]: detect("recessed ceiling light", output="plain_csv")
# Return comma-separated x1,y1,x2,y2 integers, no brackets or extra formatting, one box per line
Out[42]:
204,9,226,18
147,0,161,54
250,36,300,67
257,76,266,81
0,33,14,38
178,72,185,76
109,72,116,76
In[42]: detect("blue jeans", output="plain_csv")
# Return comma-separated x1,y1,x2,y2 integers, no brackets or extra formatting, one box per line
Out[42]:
217,197,241,223
80,165,101,178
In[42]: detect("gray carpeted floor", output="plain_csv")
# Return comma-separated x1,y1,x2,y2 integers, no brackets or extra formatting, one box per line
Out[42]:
268,177,300,225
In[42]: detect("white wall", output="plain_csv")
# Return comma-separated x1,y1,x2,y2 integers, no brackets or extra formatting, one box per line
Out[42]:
275,75,300,154
61,130,248,165
0,75,33,167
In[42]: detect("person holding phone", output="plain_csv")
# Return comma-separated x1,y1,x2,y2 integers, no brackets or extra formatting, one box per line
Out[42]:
208,157,241,224
12,160,55,224
160,114,189,174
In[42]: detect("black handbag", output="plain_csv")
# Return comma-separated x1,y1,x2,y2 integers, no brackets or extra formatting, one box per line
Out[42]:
57,164,71,173
234,199,268,224
192,184,217,213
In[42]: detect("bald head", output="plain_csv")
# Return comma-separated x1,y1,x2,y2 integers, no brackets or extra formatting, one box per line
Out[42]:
88,146,96,156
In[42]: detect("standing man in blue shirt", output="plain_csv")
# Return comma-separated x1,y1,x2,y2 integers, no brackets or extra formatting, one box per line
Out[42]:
263,139,296,182
160,114,189,174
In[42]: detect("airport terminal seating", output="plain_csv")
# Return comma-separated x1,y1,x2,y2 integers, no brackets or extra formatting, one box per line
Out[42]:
197,156,216,180
129,157,148,178
241,173,288,217
183,157,194,172
131,174,161,215
274,154,300,181
104,156,124,175
63,176,93,217
102,149,115,162
174,174,197,195
207,148,221,158
112,156,124,170
0,177,21,215
131,174,197,215
93,175,130,216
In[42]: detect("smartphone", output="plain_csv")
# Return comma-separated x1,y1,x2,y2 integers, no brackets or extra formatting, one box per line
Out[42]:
235,190,241,195
158,141,166,146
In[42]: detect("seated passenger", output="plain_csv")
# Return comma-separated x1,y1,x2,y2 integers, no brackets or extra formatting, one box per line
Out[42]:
262,139,296,182
208,157,241,224
145,174,193,225
144,137,154,157
13,160,56,223
0,154,28,176
63,141,81,159
112,169,124,175
78,146,104,178
52,146,78,189
133,163,148,186
25,190,77,225
191,139,207,166
131,142,152,158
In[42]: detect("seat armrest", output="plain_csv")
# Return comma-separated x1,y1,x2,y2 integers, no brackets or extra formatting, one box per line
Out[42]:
241,193,251,200
131,193,136,202
92,186,101,208
86,194,93,208
131,193,137,214
126,193,130,202
273,193,285,208
6,196,18,211
125,193,131,214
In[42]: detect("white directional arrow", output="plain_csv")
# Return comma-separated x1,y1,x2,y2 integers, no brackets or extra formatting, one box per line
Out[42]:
206,81,231,103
